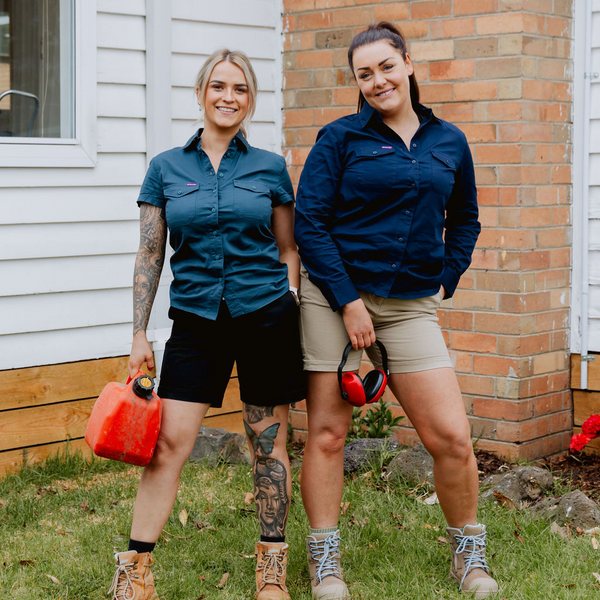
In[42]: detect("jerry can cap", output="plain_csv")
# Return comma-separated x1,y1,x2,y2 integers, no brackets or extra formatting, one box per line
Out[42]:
132,374,155,399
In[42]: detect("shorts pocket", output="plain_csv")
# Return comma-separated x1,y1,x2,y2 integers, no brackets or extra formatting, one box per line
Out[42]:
164,183,199,228
233,179,272,221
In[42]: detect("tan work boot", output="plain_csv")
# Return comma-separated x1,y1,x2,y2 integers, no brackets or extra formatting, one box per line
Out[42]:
446,524,499,598
306,530,349,600
108,551,160,600
255,541,291,600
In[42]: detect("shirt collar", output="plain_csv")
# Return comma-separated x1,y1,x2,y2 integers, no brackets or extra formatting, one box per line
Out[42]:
358,101,440,128
183,128,250,152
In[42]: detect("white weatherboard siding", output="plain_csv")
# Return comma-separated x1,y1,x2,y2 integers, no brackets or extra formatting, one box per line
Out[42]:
0,0,283,371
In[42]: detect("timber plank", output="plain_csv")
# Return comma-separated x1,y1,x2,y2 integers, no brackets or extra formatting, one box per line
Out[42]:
571,354,600,391
573,390,600,426
0,398,96,452
0,357,130,411
203,411,245,435
0,438,93,475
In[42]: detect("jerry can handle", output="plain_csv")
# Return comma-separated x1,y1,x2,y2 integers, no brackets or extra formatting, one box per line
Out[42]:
126,370,147,385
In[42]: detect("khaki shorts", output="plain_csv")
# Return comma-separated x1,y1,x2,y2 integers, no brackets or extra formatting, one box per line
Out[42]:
299,272,453,373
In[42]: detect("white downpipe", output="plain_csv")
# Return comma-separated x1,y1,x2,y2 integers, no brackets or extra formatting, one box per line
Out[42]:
581,0,594,389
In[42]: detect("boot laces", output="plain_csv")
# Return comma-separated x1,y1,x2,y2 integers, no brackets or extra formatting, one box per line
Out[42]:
454,531,490,591
258,549,286,590
309,531,342,585
108,561,137,600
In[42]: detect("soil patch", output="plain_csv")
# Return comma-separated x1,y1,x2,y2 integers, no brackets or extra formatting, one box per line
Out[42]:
475,450,600,501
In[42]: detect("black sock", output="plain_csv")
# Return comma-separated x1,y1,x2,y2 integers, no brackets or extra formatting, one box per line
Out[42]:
128,539,156,554
260,535,286,543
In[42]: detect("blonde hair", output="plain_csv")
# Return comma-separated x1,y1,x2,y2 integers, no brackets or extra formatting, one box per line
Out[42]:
194,48,258,138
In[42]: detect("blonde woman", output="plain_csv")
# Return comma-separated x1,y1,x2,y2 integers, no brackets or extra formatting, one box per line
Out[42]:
109,49,305,600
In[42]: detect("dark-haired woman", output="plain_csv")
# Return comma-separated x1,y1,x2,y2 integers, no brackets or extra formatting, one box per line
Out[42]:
295,23,498,599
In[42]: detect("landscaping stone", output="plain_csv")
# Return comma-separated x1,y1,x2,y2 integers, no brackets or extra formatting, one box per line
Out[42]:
189,426,250,465
385,443,434,486
533,490,600,529
481,466,554,503
343,438,400,474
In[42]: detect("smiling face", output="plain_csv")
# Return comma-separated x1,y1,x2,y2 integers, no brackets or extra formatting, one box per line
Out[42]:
197,60,250,133
352,40,414,118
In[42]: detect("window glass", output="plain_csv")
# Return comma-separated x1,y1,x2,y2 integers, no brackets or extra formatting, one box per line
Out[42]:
0,0,74,139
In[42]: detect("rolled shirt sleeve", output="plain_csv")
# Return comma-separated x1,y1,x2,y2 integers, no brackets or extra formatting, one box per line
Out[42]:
136,158,165,209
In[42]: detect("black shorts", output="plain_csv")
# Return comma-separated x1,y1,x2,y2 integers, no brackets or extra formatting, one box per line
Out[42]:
157,291,306,407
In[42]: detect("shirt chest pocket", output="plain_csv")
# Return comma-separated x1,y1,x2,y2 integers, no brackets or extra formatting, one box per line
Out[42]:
430,151,456,197
349,146,397,191
164,183,199,229
233,180,272,221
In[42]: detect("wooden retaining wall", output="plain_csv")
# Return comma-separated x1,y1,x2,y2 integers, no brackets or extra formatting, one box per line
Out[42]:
571,353,600,455
0,357,243,474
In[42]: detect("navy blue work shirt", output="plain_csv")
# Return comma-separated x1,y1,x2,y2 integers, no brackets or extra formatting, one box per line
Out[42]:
137,129,294,320
295,102,480,312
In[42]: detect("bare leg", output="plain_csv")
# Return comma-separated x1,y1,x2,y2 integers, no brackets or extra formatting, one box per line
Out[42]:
301,372,354,528
388,367,479,527
130,398,211,542
243,403,292,538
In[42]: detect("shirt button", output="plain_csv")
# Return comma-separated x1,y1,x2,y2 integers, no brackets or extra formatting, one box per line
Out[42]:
372,151,378,155
392,264,397,269
252,185,256,190
218,172,224,178
411,183,416,188
398,237,403,242
177,190,182,195
219,277,223,282
412,159,416,164
405,210,410,215
213,188,217,193
412,143,417,148
211,208,216,212
210,170,214,176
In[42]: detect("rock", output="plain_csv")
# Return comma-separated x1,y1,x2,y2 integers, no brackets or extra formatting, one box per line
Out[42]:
480,466,553,503
556,491,600,529
343,438,400,474
189,426,250,465
385,443,434,486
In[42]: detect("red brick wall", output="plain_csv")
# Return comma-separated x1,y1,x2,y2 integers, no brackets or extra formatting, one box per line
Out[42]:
283,0,574,459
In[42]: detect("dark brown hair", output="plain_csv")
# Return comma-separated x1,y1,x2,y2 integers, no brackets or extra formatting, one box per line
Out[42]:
348,21,420,114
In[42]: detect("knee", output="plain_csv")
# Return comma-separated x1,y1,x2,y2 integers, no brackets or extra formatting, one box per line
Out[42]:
426,431,474,465
150,432,192,470
310,427,348,456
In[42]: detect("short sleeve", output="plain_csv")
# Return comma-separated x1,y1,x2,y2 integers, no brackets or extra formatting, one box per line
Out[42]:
136,158,165,209
272,157,295,207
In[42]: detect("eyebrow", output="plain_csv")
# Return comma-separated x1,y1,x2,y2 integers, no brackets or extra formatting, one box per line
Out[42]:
356,57,395,72
209,79,248,87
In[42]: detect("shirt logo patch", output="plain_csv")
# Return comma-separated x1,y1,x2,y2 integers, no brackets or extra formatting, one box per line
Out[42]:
381,146,393,149
186,183,198,186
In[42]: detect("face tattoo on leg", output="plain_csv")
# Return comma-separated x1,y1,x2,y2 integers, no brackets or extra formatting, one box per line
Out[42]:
244,418,289,539
244,404,275,425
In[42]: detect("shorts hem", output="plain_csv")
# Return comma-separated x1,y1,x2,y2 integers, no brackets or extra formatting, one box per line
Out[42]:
303,360,360,372
156,385,223,408
387,360,453,374
242,388,306,407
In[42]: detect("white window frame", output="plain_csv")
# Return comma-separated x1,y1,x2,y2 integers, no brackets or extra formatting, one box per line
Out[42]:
0,0,96,168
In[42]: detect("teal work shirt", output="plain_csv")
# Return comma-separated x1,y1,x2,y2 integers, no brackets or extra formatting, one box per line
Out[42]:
137,130,295,320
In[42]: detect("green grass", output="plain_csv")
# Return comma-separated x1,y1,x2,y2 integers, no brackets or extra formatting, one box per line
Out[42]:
1,451,599,599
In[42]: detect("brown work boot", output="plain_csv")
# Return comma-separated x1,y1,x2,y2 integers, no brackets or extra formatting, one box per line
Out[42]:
447,524,499,598
255,541,291,600
306,530,349,599
108,551,160,600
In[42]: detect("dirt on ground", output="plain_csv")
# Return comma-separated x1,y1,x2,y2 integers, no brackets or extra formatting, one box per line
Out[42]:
475,450,600,501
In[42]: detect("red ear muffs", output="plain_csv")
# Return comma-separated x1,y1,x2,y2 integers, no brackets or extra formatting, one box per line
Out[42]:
338,340,389,407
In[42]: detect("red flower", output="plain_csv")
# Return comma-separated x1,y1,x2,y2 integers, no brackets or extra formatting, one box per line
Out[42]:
570,433,593,452
581,414,600,438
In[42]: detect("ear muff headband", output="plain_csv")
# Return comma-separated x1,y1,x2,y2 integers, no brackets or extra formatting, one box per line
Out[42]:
338,340,389,406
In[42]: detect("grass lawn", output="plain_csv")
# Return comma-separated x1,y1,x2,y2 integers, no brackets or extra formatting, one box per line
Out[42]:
0,450,599,600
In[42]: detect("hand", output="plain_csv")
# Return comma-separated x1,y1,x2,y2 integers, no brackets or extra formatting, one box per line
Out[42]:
129,332,155,379
342,298,376,350
439,285,446,299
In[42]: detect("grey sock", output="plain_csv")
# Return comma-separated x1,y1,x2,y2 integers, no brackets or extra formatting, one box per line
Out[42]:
309,526,338,535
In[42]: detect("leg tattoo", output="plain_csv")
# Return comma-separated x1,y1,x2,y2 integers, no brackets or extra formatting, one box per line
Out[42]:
254,456,289,539
244,404,275,425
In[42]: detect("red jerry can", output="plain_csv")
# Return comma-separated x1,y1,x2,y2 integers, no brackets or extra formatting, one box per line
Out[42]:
85,372,162,466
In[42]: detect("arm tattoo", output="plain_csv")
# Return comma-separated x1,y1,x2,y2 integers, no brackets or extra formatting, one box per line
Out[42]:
133,204,167,335
244,404,275,425
243,414,290,538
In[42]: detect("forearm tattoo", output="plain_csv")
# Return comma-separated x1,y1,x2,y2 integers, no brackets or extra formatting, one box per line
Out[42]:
133,204,167,336
244,404,275,424
243,413,289,538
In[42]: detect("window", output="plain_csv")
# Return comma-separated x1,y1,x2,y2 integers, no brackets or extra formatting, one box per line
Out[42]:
0,0,95,167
